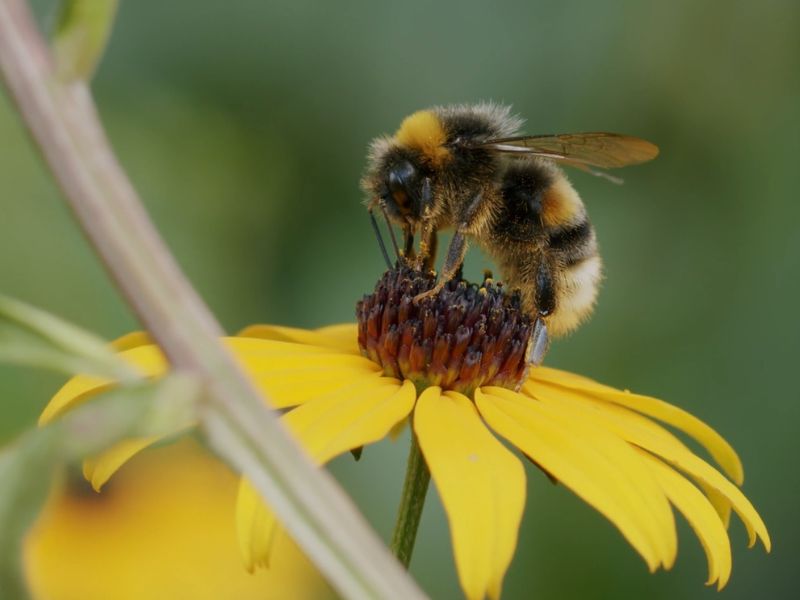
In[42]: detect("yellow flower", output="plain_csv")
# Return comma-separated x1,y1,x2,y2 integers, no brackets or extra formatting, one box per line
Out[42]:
23,437,334,600
40,268,770,600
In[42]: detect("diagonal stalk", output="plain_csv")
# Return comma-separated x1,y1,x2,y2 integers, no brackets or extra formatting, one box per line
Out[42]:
0,1,426,598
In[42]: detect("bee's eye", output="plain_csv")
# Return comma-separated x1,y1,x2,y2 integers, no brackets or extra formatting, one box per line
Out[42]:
387,160,418,215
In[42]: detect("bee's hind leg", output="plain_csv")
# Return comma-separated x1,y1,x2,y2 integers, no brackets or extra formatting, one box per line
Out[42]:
527,316,550,367
523,259,555,367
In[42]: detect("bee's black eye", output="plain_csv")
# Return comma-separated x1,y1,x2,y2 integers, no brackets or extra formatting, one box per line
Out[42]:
387,160,418,216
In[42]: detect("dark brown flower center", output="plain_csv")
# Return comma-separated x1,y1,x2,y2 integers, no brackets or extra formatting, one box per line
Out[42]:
356,266,534,394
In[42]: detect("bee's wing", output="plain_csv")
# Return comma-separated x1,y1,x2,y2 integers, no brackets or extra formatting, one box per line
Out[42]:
478,132,659,169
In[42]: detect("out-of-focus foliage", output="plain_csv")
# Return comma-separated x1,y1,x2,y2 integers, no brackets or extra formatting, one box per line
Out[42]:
0,293,135,379
1,1,796,598
53,0,119,81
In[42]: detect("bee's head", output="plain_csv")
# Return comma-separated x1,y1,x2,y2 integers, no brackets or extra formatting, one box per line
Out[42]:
385,155,428,223
363,145,430,226
362,110,450,226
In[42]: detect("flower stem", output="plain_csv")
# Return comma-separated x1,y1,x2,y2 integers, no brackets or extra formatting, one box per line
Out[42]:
391,431,431,567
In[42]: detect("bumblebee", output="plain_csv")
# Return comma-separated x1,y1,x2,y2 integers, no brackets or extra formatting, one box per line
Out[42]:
361,103,658,363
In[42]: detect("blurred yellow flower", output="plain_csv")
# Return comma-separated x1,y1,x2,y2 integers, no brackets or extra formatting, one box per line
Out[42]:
23,437,334,600
41,318,770,600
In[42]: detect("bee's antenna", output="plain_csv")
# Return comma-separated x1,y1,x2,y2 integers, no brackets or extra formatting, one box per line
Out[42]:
380,205,402,260
368,208,393,269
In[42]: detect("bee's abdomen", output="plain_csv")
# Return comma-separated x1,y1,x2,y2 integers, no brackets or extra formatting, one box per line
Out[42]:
547,217,602,336
487,164,602,337
548,219,595,265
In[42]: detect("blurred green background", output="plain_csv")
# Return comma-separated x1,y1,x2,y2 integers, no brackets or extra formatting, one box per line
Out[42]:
2,1,797,598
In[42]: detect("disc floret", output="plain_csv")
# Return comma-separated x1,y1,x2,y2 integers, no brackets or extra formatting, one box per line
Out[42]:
357,266,534,394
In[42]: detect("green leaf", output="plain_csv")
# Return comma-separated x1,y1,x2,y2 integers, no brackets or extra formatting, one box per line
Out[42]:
0,375,202,599
0,294,136,380
53,0,119,81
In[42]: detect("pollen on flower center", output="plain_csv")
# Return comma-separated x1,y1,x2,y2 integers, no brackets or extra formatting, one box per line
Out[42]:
356,266,534,394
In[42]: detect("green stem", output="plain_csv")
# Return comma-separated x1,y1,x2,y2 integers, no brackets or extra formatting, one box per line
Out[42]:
391,432,431,567
0,2,426,598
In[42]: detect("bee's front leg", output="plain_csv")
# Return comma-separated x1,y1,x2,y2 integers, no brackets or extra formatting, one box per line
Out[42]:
402,226,415,263
422,230,438,271
413,177,437,270
414,219,436,271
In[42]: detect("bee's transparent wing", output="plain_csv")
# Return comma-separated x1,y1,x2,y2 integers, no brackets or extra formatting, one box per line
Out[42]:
478,132,659,169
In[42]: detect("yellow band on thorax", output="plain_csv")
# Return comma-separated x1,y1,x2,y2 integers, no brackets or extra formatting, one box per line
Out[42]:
394,110,450,166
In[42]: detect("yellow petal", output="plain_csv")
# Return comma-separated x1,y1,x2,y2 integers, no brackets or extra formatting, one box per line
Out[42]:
237,324,360,354
489,385,679,569
228,340,369,365
83,436,162,491
628,429,769,552
527,380,734,527
414,388,525,600
42,334,383,494
282,378,415,463
528,381,770,552
42,337,376,424
255,372,385,408
109,331,153,351
236,350,378,374
242,354,374,371
40,375,115,426
40,344,168,425
237,478,279,572
477,387,674,572
703,489,733,530
236,349,380,407
314,323,360,353
237,379,415,570
638,450,732,589
388,417,409,440
230,338,381,408
248,362,382,409
531,366,744,485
